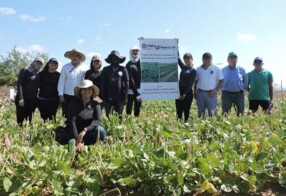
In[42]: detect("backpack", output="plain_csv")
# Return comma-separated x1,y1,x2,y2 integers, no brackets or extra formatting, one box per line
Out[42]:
54,126,69,145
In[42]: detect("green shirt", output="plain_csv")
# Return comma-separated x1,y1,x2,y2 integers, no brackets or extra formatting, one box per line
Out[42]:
248,69,273,100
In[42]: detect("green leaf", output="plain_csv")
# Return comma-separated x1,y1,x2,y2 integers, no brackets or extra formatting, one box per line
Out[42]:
52,179,63,195
279,172,286,186
10,178,23,192
240,173,257,185
117,177,137,187
207,154,220,168
151,184,161,195
238,181,249,193
200,179,217,193
197,157,210,176
247,175,257,185
177,173,184,185
183,183,196,193
221,184,232,192
107,162,119,170
200,179,210,190
277,130,285,139
162,131,172,138
3,177,12,192
255,152,268,162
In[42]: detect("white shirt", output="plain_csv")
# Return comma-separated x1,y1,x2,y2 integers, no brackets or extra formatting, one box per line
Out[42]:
57,63,86,96
196,64,224,91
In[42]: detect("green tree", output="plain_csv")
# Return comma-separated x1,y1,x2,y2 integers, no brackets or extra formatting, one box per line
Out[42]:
0,46,48,88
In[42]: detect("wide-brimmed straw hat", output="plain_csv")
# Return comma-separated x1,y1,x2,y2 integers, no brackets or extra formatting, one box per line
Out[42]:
74,79,100,98
64,48,86,62
105,50,126,64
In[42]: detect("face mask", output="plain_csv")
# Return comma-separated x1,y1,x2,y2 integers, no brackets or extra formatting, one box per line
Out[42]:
130,52,140,63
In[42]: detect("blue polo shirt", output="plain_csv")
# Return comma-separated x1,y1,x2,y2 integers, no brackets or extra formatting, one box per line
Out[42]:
222,65,248,92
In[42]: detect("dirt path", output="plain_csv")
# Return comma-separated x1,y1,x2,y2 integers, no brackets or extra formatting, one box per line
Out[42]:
160,69,177,82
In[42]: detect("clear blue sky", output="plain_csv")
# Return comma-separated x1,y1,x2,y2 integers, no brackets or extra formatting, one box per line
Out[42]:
1,0,285,86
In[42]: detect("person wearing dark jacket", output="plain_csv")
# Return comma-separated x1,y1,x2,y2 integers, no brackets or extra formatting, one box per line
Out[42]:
84,54,102,93
176,53,197,122
126,46,142,117
38,58,60,122
15,57,44,125
66,79,106,152
101,50,129,120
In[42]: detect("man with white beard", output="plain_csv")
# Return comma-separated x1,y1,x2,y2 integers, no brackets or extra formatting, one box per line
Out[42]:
125,46,142,117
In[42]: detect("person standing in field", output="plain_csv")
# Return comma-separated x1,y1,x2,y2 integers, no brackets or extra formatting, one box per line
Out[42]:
101,50,129,120
247,57,273,114
176,52,197,122
38,58,60,122
221,52,248,116
126,46,142,117
58,49,86,118
194,52,224,117
85,54,102,93
15,57,44,125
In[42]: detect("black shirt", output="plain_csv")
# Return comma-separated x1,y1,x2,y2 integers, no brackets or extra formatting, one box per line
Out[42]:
38,70,60,99
178,58,197,96
85,69,102,89
16,68,40,100
101,65,129,102
126,60,141,96
67,97,102,139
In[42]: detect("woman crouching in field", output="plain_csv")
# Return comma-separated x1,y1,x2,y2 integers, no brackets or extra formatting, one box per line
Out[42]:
15,57,44,126
66,79,106,152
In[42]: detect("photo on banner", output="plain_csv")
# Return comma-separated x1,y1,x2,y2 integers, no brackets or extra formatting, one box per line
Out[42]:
139,38,179,100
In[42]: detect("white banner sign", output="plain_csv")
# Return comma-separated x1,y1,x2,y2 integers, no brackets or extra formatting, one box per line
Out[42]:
139,38,179,100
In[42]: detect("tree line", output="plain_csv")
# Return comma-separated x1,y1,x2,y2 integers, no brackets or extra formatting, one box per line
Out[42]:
0,47,48,88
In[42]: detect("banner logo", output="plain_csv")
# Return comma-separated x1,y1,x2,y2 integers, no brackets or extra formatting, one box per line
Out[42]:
141,43,176,50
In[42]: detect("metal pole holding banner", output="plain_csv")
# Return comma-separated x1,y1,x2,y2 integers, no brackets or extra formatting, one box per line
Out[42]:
281,80,284,100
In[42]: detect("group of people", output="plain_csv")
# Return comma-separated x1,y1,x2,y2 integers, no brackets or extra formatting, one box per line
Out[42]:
177,51,273,122
15,43,274,150
15,47,142,151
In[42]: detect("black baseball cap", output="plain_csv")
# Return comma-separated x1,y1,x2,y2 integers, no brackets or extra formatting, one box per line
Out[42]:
202,52,212,59
254,57,263,64
49,58,59,64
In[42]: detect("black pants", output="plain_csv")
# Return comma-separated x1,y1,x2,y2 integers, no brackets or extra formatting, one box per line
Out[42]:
38,98,59,122
175,95,193,122
126,94,142,117
15,98,38,126
105,100,123,120
61,94,75,118
82,126,106,145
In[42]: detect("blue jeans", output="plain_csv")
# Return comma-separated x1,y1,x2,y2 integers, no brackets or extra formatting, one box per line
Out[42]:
68,126,106,146
196,90,217,117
